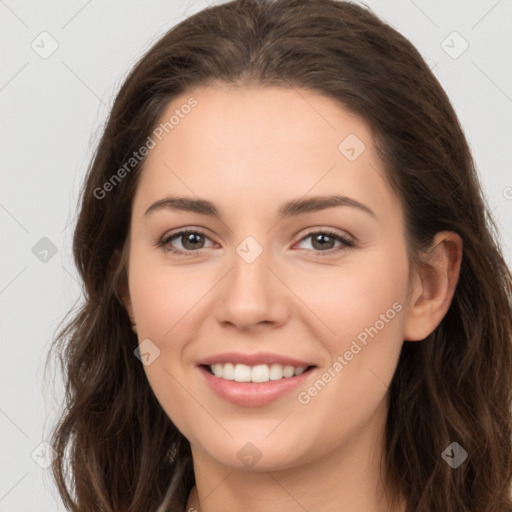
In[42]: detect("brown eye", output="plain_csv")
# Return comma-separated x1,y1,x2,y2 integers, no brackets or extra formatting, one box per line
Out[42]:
157,229,214,255
178,232,206,250
311,233,337,250
296,230,354,256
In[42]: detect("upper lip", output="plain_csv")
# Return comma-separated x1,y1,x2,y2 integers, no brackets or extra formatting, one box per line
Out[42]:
197,351,317,368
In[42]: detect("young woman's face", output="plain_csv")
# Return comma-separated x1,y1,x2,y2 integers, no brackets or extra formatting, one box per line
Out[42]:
123,84,415,472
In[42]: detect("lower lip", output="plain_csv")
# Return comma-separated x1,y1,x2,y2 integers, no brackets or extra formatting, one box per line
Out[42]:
198,365,315,407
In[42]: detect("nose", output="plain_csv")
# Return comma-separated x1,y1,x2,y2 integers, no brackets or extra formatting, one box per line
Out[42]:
213,241,290,332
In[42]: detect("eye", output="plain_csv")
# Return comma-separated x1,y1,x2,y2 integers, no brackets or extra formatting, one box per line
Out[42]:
156,228,354,257
156,228,214,255
295,230,354,256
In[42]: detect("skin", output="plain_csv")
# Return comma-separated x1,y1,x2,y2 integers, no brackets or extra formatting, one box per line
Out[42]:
119,84,462,512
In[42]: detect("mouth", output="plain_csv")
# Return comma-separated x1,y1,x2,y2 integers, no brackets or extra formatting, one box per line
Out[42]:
197,363,318,407
200,363,317,383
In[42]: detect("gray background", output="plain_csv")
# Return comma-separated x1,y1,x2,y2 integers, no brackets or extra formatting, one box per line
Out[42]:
1,0,511,510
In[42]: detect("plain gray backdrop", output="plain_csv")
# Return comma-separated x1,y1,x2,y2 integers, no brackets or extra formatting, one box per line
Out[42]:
1,0,511,510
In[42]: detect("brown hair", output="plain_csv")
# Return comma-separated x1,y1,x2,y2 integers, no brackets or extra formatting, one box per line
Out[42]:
45,0,512,510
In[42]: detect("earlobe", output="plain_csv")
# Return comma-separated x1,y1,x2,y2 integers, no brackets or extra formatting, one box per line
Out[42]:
403,231,463,341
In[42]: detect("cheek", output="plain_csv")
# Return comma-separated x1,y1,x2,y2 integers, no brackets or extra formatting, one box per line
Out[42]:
293,244,407,422
128,251,208,341
303,244,408,354
292,269,406,456
128,257,208,436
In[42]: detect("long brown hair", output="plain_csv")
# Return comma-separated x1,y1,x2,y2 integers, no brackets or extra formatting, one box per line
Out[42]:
45,0,512,510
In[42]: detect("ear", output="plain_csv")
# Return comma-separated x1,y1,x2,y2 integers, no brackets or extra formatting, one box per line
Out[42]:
403,231,463,341
111,247,135,324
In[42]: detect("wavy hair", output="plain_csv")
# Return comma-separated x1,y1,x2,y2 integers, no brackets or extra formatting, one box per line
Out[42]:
45,0,512,510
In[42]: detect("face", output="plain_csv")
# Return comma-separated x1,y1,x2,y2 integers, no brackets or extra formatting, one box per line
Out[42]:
122,84,414,472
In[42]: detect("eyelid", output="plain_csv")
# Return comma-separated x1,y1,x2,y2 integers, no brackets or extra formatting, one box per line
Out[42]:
295,226,354,244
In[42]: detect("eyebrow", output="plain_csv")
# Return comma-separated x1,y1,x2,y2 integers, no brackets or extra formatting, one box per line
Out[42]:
144,194,376,220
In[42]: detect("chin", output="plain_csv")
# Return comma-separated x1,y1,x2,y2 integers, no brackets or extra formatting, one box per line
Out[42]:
197,435,311,472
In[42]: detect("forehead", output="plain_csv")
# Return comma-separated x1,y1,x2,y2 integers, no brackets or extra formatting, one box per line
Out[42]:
147,84,373,164
133,84,400,224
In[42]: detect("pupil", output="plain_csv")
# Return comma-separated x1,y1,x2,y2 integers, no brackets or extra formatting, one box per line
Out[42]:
314,234,333,250
184,233,202,249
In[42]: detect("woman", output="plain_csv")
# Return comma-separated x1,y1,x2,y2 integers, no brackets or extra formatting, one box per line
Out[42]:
46,0,512,510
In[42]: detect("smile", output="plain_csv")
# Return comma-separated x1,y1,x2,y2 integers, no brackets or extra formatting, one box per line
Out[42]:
205,362,311,382
198,364,317,407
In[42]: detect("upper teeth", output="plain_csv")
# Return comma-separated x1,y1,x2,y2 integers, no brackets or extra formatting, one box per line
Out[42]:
210,363,307,383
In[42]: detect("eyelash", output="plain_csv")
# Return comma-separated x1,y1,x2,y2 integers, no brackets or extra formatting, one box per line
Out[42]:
155,228,354,257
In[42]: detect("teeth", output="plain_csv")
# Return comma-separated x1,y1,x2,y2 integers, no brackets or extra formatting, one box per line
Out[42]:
209,363,308,383
251,364,269,383
269,364,284,380
221,362,234,380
